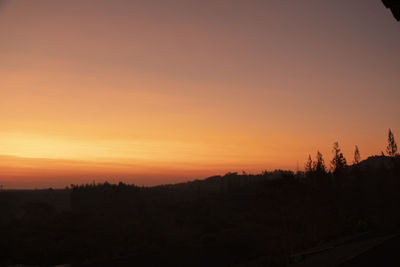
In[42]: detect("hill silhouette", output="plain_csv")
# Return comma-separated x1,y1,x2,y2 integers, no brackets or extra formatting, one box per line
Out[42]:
1,154,400,266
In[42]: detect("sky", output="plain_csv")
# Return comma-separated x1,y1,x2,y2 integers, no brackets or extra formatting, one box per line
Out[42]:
1,0,399,189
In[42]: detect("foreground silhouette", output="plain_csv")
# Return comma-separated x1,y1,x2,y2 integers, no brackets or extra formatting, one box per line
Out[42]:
1,154,400,266
382,0,400,21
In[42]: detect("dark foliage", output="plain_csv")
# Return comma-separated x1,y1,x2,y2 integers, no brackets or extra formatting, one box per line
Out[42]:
386,129,398,157
1,156,400,266
331,141,347,174
354,145,361,164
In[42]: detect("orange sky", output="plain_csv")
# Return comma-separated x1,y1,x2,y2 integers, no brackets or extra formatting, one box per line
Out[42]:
1,0,399,188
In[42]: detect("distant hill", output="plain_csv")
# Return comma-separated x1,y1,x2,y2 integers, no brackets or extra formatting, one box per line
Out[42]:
1,156,400,266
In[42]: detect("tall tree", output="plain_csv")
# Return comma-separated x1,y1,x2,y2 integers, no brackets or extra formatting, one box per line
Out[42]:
313,151,326,175
386,129,398,156
331,141,347,173
305,154,313,174
353,145,361,164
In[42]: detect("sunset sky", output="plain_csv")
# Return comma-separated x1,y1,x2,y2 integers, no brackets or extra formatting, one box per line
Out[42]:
1,0,399,189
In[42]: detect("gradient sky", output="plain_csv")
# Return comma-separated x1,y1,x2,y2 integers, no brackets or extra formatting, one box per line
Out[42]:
1,0,399,189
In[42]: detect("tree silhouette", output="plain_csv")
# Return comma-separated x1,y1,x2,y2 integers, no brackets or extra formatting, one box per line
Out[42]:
305,154,313,174
331,142,347,173
353,145,360,164
313,151,326,175
386,129,398,156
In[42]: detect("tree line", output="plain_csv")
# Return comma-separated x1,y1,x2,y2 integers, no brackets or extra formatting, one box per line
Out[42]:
1,128,400,266
305,128,398,175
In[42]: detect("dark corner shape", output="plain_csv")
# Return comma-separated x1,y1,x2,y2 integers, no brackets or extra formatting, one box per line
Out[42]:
382,0,400,21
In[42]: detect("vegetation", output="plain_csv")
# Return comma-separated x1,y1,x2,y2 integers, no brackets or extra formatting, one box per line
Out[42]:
354,145,361,164
313,150,326,175
331,141,347,173
387,129,398,156
0,129,399,266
